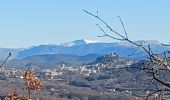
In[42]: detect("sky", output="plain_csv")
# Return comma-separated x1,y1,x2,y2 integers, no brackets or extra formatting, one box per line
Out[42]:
0,0,170,48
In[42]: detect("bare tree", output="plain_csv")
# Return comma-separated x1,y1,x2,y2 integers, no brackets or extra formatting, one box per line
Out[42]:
83,10,170,99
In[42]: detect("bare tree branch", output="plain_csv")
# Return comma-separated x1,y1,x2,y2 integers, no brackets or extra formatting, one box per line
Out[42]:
0,52,11,68
96,24,125,41
83,10,126,40
118,16,128,39
161,43,170,46
84,9,170,99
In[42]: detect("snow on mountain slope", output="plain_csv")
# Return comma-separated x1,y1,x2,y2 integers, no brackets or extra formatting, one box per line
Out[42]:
16,39,170,59
59,39,99,47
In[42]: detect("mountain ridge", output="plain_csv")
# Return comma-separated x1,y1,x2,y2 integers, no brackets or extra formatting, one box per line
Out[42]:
59,39,99,47
0,39,169,60
5,54,102,68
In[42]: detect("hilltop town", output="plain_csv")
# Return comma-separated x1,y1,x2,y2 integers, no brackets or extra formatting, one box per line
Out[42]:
1,53,168,100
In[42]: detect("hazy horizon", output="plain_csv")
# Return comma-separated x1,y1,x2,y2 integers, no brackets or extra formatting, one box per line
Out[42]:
0,39,166,49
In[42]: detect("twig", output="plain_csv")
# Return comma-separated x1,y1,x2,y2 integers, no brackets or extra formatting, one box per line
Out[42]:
161,43,170,46
97,24,125,41
84,9,170,98
83,10,126,40
118,16,128,39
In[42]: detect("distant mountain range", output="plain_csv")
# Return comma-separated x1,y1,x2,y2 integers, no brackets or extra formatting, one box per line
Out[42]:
0,39,170,61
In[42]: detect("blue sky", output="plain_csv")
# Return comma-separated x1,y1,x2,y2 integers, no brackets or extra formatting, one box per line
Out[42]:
0,0,169,48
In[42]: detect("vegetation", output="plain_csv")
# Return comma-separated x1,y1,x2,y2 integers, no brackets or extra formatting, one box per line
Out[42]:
84,10,170,99
24,68,42,99
4,68,42,100
0,10,170,100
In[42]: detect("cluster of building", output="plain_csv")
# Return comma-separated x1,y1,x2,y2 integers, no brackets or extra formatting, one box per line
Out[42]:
0,53,134,81
0,67,24,79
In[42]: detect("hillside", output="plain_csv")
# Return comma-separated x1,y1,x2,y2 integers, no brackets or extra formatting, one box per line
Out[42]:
5,54,102,68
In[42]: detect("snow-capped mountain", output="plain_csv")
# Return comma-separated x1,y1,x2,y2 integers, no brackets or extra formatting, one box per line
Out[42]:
16,39,170,59
0,39,169,60
59,39,99,47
